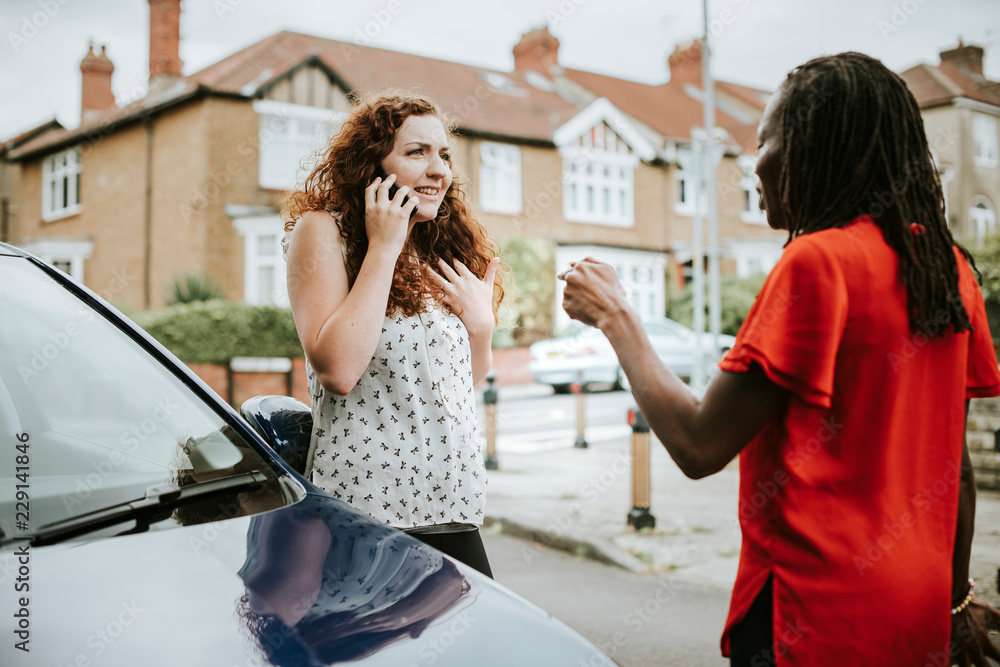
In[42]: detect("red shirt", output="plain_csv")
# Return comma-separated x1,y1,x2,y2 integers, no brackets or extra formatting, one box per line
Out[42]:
718,217,1000,665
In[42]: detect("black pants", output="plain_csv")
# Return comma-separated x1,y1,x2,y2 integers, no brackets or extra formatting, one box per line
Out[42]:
410,528,493,579
730,576,774,667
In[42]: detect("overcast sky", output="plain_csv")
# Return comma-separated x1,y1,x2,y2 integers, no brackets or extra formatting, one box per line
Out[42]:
2,0,999,138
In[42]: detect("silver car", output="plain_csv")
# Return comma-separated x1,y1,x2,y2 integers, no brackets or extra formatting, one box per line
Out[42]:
527,318,736,392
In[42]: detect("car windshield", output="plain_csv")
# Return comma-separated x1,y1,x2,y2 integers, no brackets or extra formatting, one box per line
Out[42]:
0,255,292,543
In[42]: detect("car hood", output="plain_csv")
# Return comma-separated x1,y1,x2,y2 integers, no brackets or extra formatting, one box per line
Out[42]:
1,493,613,666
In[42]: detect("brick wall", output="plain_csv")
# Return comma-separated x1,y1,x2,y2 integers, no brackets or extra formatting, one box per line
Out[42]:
189,351,534,410
188,357,310,410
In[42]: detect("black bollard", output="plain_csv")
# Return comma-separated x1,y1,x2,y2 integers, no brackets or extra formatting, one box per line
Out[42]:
484,372,499,470
627,406,655,530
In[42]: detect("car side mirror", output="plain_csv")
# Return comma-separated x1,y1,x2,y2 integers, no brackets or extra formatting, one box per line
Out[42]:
241,395,313,475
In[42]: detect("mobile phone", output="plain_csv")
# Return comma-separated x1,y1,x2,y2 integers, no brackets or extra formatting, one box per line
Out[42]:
375,167,417,218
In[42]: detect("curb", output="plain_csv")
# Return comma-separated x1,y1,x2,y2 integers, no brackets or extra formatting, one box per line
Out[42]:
483,515,650,574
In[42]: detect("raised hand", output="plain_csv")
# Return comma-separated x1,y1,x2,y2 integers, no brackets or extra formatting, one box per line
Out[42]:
427,257,500,337
558,257,630,330
363,173,420,255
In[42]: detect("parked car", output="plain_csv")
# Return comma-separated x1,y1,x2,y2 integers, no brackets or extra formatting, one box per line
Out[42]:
527,318,736,393
0,243,615,666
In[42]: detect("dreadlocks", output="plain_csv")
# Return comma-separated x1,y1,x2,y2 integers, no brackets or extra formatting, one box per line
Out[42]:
772,52,973,336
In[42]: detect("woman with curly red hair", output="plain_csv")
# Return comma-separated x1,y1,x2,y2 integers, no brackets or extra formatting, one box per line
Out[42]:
282,92,504,576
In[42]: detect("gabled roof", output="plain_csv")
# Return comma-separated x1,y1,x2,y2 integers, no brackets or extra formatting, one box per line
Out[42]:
10,31,585,162
9,79,204,159
900,62,1000,109
553,97,657,161
714,80,771,113
2,118,65,155
562,67,766,153
189,31,583,143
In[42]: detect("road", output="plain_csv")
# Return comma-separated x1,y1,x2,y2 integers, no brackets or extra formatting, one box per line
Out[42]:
483,529,731,667
478,386,638,453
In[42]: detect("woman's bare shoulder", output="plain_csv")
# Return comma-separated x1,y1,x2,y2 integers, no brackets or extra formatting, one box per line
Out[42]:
287,211,346,267
295,209,340,230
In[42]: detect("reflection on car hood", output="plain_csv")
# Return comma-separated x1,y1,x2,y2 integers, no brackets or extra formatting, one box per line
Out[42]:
0,494,613,666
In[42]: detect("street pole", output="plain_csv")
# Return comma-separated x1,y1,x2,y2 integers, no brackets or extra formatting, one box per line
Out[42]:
702,0,722,369
691,129,706,391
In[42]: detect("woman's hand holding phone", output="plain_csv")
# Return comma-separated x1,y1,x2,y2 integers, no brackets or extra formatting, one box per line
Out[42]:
364,169,420,256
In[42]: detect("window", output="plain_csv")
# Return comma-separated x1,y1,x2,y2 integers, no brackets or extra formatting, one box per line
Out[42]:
42,148,82,221
973,113,998,167
233,217,288,306
554,245,665,330
562,144,635,226
729,241,783,278
16,238,93,283
479,142,521,214
970,197,996,245
738,155,766,224
674,148,704,216
254,101,342,191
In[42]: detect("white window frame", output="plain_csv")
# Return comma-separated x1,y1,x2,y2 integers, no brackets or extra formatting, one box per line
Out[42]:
674,148,705,216
554,245,665,330
970,196,997,245
738,155,767,225
561,147,636,227
728,240,783,278
254,100,344,191
17,238,93,282
973,113,998,168
233,216,288,306
42,148,83,222
478,142,522,214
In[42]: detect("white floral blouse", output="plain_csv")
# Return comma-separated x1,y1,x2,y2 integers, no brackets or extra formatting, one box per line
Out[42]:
283,220,487,528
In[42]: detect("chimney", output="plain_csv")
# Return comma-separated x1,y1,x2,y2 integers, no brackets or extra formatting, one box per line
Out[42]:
940,40,984,76
80,42,115,124
148,0,183,86
513,27,560,77
668,40,703,88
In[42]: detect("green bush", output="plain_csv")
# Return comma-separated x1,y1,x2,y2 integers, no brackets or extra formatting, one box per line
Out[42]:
134,299,303,364
495,237,556,348
667,273,768,337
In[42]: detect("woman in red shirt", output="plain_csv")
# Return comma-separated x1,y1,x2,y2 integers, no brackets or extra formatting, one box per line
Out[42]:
560,52,1000,666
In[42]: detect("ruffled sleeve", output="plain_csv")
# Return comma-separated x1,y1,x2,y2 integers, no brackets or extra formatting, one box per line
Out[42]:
719,235,847,408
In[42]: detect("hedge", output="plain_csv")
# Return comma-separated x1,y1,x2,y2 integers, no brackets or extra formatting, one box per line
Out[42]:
133,299,303,365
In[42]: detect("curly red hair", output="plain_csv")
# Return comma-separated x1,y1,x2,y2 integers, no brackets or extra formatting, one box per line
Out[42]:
282,91,505,320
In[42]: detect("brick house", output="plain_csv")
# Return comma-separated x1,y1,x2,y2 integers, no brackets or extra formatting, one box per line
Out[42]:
3,2,776,337
1,118,63,261
529,35,787,290
900,42,1000,246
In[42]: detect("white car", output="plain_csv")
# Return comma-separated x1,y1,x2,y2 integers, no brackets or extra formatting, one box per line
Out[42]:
527,318,736,392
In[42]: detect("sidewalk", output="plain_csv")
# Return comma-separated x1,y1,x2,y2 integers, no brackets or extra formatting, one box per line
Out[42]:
481,385,1000,608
